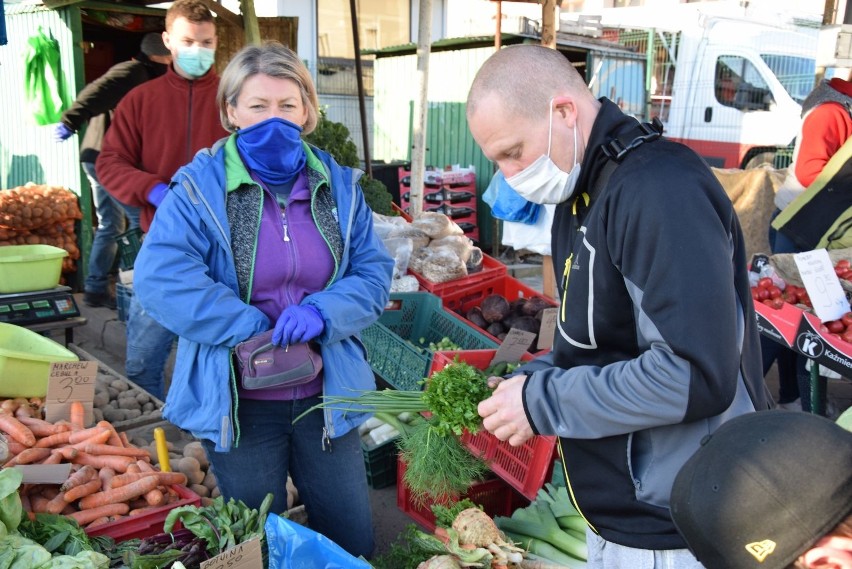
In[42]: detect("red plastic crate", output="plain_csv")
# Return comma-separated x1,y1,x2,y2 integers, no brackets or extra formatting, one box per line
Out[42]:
441,273,558,354
427,349,557,501
85,485,201,541
410,253,507,298
396,458,528,532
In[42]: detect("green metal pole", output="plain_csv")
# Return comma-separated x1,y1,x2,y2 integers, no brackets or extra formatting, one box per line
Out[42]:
809,361,827,416
645,28,654,121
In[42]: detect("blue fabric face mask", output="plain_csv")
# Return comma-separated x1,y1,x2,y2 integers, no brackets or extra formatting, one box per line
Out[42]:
175,45,215,78
236,117,306,185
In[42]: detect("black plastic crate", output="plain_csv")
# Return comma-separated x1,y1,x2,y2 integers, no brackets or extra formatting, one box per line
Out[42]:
362,437,399,490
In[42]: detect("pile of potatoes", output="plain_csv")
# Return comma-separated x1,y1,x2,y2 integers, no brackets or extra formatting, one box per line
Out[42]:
129,436,300,511
92,374,162,427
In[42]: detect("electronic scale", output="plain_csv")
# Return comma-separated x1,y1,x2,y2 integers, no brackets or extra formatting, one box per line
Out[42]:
0,285,80,325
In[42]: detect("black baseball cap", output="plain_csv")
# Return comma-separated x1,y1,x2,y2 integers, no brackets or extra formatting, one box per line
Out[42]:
670,410,852,569
140,32,170,57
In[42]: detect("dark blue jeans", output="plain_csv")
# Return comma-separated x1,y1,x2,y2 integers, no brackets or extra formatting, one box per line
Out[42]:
762,209,811,410
201,396,375,559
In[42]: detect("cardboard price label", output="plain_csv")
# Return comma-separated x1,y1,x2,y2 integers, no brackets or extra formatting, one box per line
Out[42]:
794,249,851,322
491,328,536,366
201,537,263,569
537,308,557,351
44,360,98,425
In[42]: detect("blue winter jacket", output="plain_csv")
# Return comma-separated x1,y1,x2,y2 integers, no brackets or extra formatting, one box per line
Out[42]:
134,137,393,452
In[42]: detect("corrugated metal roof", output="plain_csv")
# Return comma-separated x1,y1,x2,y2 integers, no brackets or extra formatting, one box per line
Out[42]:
365,31,641,58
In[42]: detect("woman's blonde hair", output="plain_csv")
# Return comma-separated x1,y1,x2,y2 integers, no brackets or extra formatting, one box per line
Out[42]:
217,41,319,134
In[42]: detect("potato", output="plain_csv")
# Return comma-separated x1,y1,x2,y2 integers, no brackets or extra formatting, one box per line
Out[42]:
182,442,209,470
202,470,217,491
177,456,205,485
190,483,209,498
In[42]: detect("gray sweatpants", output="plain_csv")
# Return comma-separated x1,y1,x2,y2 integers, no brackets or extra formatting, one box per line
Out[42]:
586,529,705,569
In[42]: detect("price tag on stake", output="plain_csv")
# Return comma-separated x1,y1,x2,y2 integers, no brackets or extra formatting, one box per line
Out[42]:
794,249,851,323
491,328,536,366
537,308,557,351
201,537,263,569
44,360,97,425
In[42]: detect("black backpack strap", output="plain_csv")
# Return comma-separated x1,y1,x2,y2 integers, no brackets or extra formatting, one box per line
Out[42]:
601,117,664,163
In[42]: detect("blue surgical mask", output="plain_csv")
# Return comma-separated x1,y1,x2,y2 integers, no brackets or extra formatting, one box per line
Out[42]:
175,45,215,78
236,118,306,186
506,99,582,205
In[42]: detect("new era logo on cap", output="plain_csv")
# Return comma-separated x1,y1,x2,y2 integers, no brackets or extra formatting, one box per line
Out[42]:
745,540,776,562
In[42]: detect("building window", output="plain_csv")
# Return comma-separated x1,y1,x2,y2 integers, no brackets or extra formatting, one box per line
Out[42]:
316,0,409,96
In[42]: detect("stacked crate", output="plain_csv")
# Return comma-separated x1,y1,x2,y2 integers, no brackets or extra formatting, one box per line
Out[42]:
399,166,479,241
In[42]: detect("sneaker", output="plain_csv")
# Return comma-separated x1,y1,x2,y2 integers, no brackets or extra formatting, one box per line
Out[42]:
83,291,117,310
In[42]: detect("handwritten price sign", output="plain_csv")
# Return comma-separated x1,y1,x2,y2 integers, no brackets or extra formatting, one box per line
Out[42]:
794,249,851,323
44,361,97,425
201,537,262,569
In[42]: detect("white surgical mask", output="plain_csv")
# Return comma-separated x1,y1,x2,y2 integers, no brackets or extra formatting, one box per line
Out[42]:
506,99,581,204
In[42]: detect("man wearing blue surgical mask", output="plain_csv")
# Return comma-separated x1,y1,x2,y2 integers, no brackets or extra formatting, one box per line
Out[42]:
96,0,226,401
468,44,773,569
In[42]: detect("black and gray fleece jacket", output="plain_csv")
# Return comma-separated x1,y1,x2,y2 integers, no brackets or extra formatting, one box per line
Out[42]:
521,98,773,550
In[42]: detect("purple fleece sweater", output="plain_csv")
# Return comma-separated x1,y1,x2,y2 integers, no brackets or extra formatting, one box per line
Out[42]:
238,171,334,401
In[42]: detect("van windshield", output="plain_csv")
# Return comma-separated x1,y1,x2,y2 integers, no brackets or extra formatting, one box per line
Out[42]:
760,54,816,104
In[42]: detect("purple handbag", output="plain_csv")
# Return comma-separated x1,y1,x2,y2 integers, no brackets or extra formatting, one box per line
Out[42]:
234,330,323,390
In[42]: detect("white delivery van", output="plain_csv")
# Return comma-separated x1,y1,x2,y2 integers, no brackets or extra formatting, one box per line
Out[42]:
585,13,819,169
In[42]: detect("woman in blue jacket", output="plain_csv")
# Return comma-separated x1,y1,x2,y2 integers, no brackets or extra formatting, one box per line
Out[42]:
133,42,393,558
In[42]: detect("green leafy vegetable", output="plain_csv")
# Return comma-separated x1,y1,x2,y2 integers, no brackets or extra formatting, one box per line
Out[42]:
431,499,481,530
422,361,490,437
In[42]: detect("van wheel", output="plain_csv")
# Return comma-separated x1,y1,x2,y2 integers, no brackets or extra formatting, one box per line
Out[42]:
743,151,776,169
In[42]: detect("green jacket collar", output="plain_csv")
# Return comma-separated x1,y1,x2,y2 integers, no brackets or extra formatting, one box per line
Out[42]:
224,135,330,193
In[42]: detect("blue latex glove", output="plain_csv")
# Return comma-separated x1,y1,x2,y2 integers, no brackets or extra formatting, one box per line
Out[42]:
54,123,74,142
147,182,169,207
272,305,324,346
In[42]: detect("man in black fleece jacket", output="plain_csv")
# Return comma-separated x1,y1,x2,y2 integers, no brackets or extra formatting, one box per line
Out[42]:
55,32,171,308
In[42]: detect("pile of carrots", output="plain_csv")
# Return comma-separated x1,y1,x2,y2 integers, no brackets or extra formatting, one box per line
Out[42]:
0,400,188,529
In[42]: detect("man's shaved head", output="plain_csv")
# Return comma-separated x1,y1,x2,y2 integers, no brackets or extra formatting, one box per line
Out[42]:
467,44,590,121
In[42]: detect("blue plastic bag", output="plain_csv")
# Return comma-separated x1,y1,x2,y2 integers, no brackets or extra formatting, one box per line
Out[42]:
265,513,373,569
482,171,541,224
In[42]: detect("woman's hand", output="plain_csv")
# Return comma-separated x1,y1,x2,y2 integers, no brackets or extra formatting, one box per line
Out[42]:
272,305,324,346
478,374,534,447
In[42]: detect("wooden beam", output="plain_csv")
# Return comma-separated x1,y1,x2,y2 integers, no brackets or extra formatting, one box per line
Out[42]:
541,0,556,48
196,0,243,29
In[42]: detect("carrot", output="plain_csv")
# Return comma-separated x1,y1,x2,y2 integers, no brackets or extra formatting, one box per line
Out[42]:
60,465,98,492
4,447,51,467
98,467,116,491
79,476,161,510
144,488,165,507
71,453,135,473
69,401,85,430
85,516,111,528
129,506,158,516
136,460,155,472
29,494,51,514
119,432,132,447
34,431,72,448
126,462,141,474
96,421,123,447
7,440,28,456
20,492,32,514
83,443,149,459
109,471,187,489
68,426,110,445
17,416,70,438
0,413,36,447
68,503,129,525
68,429,113,451
41,452,64,465
45,492,70,515
64,478,102,502
51,447,79,461
128,497,149,511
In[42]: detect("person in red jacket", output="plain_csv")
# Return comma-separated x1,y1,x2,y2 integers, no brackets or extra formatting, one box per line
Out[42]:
96,0,226,400
762,74,852,414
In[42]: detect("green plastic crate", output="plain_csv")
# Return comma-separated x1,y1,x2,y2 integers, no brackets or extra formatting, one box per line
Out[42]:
362,437,399,490
362,292,498,390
